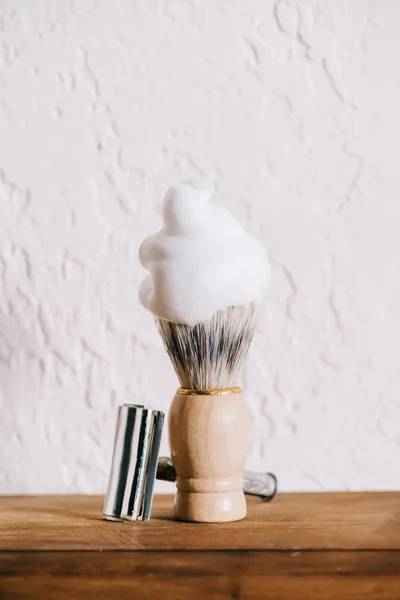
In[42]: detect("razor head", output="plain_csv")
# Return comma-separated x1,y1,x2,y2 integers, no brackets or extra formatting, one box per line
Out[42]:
103,404,164,521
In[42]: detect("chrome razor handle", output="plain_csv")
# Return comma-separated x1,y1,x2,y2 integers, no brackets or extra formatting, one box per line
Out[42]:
156,457,278,502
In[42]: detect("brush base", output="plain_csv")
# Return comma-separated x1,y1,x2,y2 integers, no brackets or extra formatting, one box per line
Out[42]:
169,389,251,523
174,490,246,523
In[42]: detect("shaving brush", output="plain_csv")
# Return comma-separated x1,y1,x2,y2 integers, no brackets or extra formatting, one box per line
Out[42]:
138,180,270,522
156,304,256,522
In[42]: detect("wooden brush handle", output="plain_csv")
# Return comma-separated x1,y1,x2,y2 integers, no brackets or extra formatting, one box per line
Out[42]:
168,388,251,523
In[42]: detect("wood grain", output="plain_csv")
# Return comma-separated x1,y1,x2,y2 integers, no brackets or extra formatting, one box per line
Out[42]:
1,493,400,599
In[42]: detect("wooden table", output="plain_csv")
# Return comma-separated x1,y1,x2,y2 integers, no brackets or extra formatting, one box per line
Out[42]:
0,493,399,599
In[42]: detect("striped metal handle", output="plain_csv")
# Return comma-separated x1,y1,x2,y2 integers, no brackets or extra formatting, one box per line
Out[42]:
156,457,277,502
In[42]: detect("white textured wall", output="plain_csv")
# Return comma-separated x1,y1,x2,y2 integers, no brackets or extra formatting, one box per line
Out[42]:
0,0,399,495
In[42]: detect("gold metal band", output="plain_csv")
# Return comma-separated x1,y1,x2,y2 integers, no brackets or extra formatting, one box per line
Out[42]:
177,387,242,396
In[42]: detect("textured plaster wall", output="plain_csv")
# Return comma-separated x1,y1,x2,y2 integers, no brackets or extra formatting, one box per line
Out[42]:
0,0,399,494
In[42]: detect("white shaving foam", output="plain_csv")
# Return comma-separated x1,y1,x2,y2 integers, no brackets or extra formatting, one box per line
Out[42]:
139,180,270,325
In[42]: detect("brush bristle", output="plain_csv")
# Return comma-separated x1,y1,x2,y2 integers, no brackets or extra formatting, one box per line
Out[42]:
155,304,256,390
